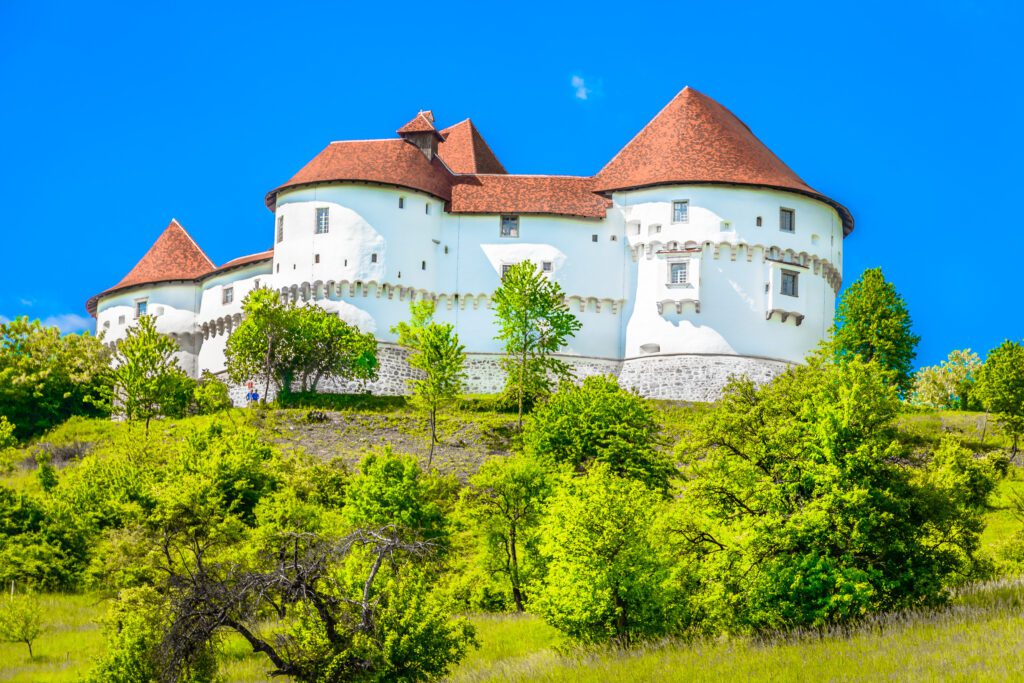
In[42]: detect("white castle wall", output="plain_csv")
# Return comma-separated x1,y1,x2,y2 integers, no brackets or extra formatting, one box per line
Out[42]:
97,181,844,402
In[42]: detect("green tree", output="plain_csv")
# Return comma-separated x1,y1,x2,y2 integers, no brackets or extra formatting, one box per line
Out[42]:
111,315,193,430
226,289,379,398
975,340,1024,458
673,354,993,631
911,349,982,410
523,375,674,493
492,261,582,428
532,466,679,647
0,416,14,449
460,454,550,612
0,589,44,660
191,371,233,415
829,267,920,396
0,317,112,439
392,300,467,466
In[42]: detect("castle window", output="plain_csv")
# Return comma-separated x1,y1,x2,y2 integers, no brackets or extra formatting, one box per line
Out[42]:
501,264,514,278
780,208,795,233
756,216,763,227
315,254,320,264
399,197,405,209
781,270,799,297
276,264,280,273
316,207,330,234
592,234,598,242
371,253,378,263
103,320,110,329
118,315,125,325
542,261,553,272
425,203,431,215
277,216,284,242
672,200,689,223
669,262,688,285
421,260,426,270
135,300,148,318
222,287,234,305
500,215,519,238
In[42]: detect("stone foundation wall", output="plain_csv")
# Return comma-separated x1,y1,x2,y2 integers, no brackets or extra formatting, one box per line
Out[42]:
225,342,793,406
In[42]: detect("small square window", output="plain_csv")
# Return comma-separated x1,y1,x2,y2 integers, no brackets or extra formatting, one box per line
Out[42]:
118,315,125,325
591,234,598,242
781,270,799,297
500,215,519,238
672,200,689,223
222,287,234,305
501,264,514,278
756,216,763,227
371,253,378,263
135,300,147,318
669,262,688,285
314,254,320,264
542,261,553,272
780,208,795,233
655,225,662,233
398,197,405,209
276,216,284,243
610,235,617,241
316,207,330,234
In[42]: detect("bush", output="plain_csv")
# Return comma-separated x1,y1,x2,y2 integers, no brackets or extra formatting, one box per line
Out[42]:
191,371,232,415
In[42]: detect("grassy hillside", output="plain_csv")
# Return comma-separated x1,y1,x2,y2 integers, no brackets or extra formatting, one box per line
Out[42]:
1,402,1021,682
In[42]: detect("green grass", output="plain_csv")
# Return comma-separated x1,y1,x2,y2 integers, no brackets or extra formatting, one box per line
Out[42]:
0,593,105,683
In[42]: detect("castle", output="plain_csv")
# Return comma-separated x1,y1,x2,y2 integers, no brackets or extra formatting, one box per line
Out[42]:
87,86,853,402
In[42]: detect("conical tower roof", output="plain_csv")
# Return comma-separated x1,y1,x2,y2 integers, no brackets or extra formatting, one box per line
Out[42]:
87,219,215,315
438,119,507,174
595,87,852,233
113,218,215,289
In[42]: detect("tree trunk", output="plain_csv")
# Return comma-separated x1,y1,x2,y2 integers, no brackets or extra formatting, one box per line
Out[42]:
509,523,525,612
518,348,526,430
263,336,274,405
614,591,629,648
25,639,33,660
427,405,436,470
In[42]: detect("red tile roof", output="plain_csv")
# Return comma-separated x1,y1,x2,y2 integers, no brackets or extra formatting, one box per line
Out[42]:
438,119,507,174
397,110,443,139
595,86,852,233
451,175,608,218
211,249,274,274
265,139,453,210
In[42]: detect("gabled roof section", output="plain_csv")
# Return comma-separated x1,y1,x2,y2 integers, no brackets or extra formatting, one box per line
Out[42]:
397,110,443,139
114,219,214,289
265,139,453,210
450,175,608,218
595,86,853,234
438,119,507,174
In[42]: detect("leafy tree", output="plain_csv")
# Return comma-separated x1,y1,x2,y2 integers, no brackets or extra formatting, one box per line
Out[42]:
523,375,674,493
0,416,14,449
492,261,582,427
226,288,379,398
0,485,90,591
532,466,680,647
460,454,550,612
829,267,920,396
191,371,233,414
975,340,1024,457
0,589,44,660
111,315,194,429
673,353,993,632
0,316,112,439
225,287,291,401
392,300,467,466
911,349,982,410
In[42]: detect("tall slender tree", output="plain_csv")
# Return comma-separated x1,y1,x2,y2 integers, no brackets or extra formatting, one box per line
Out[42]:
392,300,466,467
829,267,920,396
111,315,193,430
975,340,1024,458
491,261,581,428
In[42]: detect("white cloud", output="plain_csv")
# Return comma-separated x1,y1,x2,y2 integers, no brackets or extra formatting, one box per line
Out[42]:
571,75,590,100
19,298,34,307
41,313,92,334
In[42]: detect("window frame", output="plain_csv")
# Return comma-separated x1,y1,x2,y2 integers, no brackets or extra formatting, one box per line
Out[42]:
780,208,795,233
222,287,234,305
668,261,689,286
499,215,520,238
134,299,148,319
781,269,799,297
276,215,284,243
315,207,330,234
500,263,514,279
672,200,690,224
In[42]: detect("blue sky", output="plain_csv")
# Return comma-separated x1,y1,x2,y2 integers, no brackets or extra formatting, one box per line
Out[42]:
0,1,1020,367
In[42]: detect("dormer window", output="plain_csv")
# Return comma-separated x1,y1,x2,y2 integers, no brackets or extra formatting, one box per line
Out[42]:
223,287,234,305
780,208,795,233
500,215,519,238
316,207,330,234
276,216,284,243
672,200,689,223
135,300,148,319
